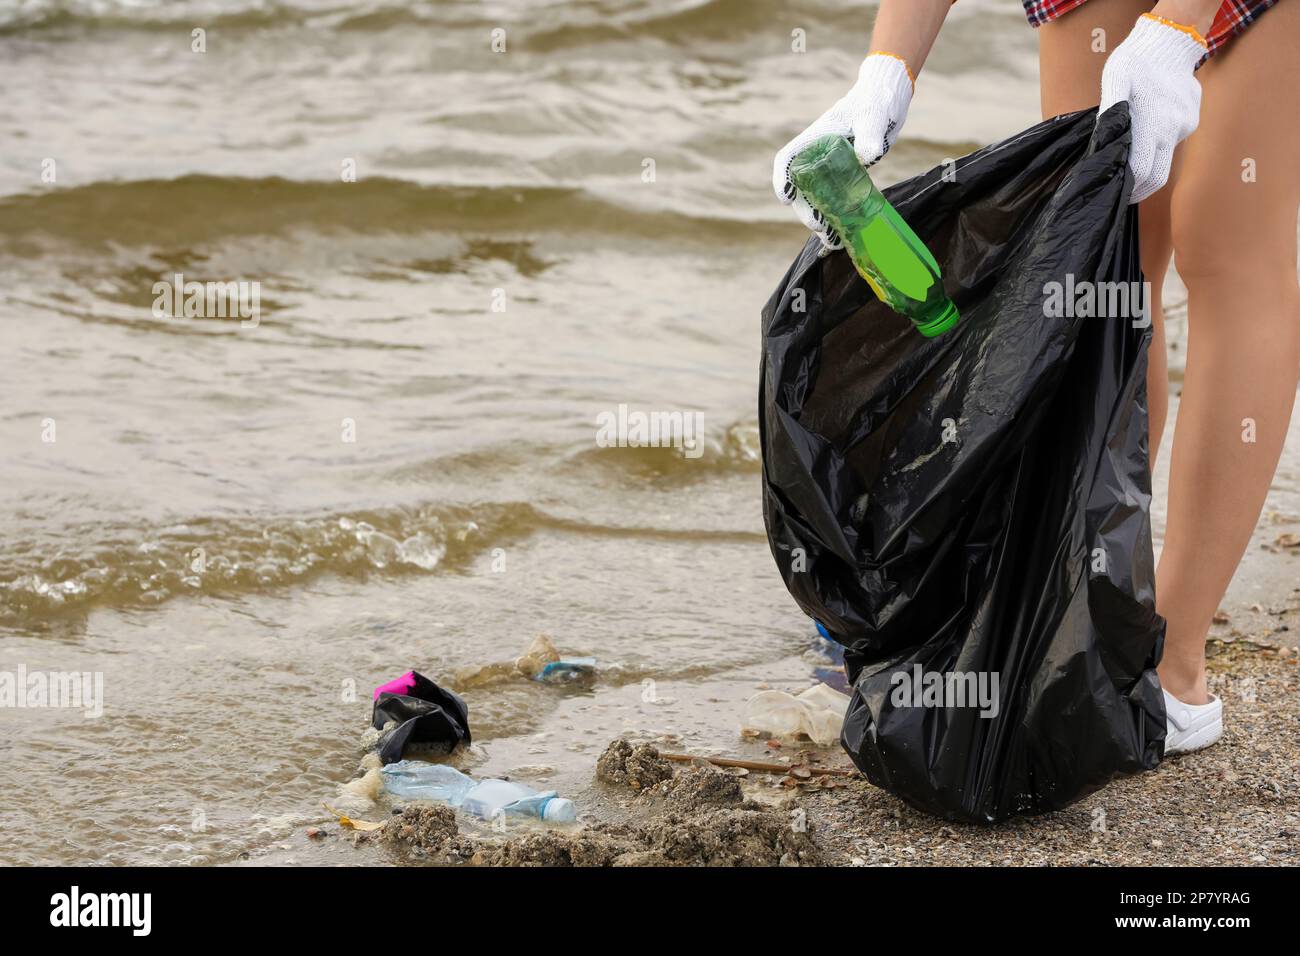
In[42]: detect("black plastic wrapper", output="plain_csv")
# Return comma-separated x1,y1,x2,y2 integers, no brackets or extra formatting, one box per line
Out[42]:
372,671,471,765
759,106,1166,823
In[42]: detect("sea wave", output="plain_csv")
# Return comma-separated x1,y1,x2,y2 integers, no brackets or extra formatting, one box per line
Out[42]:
0,420,764,625
0,0,348,33
0,0,863,39
562,418,761,482
0,502,491,625
0,175,790,249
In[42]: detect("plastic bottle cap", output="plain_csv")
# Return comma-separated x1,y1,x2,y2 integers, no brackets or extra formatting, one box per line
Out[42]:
915,300,960,338
542,797,577,823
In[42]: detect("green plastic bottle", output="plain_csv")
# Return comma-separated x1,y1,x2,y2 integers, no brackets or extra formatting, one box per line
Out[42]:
789,135,959,338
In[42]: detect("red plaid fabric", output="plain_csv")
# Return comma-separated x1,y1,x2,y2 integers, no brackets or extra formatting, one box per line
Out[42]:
1022,0,1280,62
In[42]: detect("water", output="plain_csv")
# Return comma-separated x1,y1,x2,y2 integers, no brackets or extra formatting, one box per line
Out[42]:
1,0,1296,865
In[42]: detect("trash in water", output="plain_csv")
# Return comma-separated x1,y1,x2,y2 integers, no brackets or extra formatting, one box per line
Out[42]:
332,754,385,815
379,761,476,804
320,802,384,832
454,634,596,688
536,657,597,684
514,633,561,679
740,683,850,746
381,759,577,824
371,670,471,765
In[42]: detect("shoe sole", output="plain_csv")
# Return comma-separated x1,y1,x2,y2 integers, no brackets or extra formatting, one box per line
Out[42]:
1166,721,1223,756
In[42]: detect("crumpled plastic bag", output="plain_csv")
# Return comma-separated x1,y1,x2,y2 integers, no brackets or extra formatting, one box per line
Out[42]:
742,683,851,745
759,105,1166,822
371,670,471,765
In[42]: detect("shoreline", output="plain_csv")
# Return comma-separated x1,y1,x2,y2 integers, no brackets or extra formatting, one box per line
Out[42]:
335,623,1298,867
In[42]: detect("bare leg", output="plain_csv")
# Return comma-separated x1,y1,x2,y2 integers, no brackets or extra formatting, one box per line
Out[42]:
1158,2,1300,704
1037,0,1174,457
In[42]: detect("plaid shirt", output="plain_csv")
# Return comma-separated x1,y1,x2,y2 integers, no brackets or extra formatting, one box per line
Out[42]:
1022,0,1280,61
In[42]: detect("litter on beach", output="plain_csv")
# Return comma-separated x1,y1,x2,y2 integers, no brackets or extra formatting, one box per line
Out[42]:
380,759,577,824
741,683,851,746
371,670,471,764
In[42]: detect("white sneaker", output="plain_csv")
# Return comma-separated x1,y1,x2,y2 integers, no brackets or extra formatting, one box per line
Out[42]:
1163,688,1223,755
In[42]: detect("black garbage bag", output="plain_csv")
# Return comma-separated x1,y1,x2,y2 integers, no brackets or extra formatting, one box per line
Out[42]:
759,105,1166,823
372,670,471,765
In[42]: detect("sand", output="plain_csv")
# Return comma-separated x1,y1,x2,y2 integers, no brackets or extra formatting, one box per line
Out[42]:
783,639,1300,866
359,746,821,867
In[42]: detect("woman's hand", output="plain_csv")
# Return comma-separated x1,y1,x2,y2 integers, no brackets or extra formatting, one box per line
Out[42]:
772,0,950,249
1100,13,1208,203
772,52,915,249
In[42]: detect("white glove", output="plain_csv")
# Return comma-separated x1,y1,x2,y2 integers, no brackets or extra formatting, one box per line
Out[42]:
773,52,914,249
1100,14,1206,204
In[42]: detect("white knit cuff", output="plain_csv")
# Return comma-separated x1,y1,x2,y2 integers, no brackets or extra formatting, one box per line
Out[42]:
857,51,914,95
1128,14,1208,72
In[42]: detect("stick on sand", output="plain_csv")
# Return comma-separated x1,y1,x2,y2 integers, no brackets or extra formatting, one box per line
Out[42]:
658,752,857,777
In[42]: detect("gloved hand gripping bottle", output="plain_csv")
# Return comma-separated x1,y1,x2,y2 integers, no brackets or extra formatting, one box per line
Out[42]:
789,135,959,338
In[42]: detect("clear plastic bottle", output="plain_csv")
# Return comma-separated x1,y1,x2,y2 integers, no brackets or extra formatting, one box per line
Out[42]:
379,760,577,823
380,761,475,804
789,135,959,338
462,779,577,824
